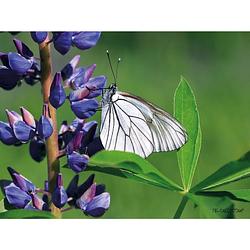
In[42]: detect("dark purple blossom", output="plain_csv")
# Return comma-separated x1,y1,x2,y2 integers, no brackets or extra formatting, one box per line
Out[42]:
13,38,34,58
30,32,48,44
67,152,89,173
72,32,101,50
4,167,49,211
29,137,46,162
49,72,66,109
61,55,80,81
52,32,101,55
51,173,68,208
70,99,99,119
66,174,110,217
37,103,53,140
0,106,53,145
0,39,40,90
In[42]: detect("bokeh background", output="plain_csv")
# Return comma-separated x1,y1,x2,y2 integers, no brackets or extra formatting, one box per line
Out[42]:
0,32,250,218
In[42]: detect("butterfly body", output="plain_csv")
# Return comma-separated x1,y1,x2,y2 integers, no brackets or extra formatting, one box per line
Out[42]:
100,85,188,158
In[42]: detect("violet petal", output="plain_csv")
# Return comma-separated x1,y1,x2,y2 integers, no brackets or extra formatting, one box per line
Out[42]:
53,32,73,55
71,98,98,119
72,32,101,50
30,32,48,44
12,120,35,142
49,72,66,109
4,183,32,208
67,152,89,173
37,115,53,140
8,52,32,75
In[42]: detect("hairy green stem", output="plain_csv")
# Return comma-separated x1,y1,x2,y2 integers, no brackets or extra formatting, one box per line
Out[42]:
39,36,61,217
173,196,188,219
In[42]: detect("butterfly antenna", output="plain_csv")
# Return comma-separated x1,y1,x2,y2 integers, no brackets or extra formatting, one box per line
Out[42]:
115,57,121,83
106,50,117,84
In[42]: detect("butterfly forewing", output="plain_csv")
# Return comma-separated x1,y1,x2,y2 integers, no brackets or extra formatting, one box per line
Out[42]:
100,90,187,158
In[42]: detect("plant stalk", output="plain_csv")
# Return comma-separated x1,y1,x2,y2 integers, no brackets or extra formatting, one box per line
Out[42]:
173,195,188,219
39,36,61,218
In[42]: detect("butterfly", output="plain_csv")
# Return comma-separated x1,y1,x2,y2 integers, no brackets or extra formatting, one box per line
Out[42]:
99,51,188,158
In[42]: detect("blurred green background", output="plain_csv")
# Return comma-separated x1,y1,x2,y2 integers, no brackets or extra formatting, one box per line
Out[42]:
0,32,250,218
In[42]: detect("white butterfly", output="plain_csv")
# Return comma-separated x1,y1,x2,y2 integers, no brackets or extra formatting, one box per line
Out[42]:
100,83,188,158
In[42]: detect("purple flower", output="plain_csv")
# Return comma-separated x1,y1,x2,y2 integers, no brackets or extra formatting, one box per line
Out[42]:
66,174,110,217
30,32,48,44
65,64,96,89
52,32,101,55
7,167,36,193
65,120,100,172
51,173,68,209
0,39,40,90
57,119,100,173
6,108,36,143
61,55,80,81
72,32,101,50
53,32,73,55
67,152,89,173
0,121,19,145
49,72,66,109
13,38,34,59
37,104,53,140
0,106,53,146
5,183,32,208
29,137,46,162
71,98,99,119
4,167,49,211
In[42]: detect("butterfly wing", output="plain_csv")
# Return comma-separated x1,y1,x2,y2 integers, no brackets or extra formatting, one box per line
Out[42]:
100,91,187,158
121,93,188,152
100,93,154,158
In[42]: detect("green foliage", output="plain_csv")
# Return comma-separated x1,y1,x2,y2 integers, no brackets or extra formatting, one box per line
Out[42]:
88,150,182,191
0,199,7,213
174,76,202,191
186,193,234,218
198,189,250,202
191,151,250,192
0,209,54,219
87,77,250,218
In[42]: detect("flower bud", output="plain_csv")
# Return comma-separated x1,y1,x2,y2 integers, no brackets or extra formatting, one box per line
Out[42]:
30,32,48,44
29,137,46,162
49,72,66,109
13,38,33,58
7,167,36,192
51,173,68,209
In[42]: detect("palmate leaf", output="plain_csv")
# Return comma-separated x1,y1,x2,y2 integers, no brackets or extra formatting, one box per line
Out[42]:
88,150,183,191
174,77,202,191
0,209,54,219
191,151,250,192
187,193,234,218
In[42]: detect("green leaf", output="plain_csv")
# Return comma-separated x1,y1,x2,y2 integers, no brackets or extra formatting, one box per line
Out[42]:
0,199,7,213
0,209,54,219
191,151,250,192
174,76,202,191
88,150,183,191
187,193,234,218
197,189,250,202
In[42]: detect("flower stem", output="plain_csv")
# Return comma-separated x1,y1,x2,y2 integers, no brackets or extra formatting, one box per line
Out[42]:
173,195,188,219
39,36,61,218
